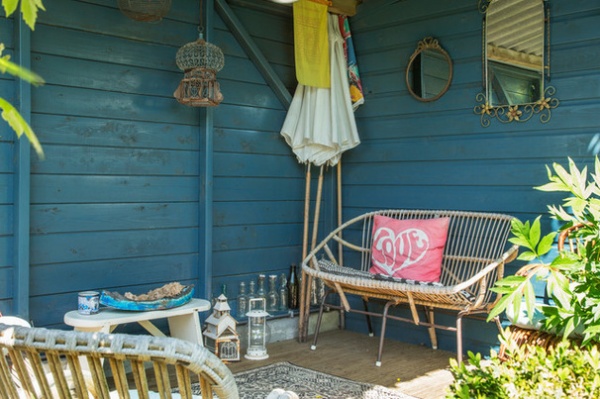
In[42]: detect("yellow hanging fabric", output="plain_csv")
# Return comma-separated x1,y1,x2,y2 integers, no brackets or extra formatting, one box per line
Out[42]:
293,0,330,88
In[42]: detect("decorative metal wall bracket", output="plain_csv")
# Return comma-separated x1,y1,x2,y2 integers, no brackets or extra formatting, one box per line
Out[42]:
474,86,559,127
478,0,491,14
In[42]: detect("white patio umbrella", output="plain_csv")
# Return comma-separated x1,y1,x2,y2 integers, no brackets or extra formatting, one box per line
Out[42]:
281,15,360,169
280,13,361,341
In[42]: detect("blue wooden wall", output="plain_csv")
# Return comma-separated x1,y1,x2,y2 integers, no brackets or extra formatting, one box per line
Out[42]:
209,1,308,311
1,0,599,355
343,0,600,353
0,0,305,327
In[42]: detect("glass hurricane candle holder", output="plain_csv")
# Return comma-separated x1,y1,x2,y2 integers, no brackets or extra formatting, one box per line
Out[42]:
245,298,270,360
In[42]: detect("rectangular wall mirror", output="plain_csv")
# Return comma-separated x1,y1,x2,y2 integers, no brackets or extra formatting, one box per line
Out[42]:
475,0,559,126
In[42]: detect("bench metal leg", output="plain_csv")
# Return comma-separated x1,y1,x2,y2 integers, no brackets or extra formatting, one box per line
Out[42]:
363,299,374,337
456,312,465,365
311,289,332,351
376,301,394,367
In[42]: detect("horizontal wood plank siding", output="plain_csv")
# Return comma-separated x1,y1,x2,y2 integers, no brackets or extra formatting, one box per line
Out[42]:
27,0,202,327
210,1,304,309
0,0,301,326
344,0,600,352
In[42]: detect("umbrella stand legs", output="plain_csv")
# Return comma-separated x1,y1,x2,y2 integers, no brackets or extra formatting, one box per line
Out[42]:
298,165,324,342
309,166,325,306
337,160,343,265
298,164,311,342
302,164,311,262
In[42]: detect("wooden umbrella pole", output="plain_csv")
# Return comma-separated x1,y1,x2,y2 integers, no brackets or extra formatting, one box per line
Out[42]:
298,163,312,342
337,160,343,265
311,165,325,251
302,163,311,260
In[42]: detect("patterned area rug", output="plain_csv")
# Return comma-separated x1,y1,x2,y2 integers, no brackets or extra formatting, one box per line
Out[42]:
192,362,417,399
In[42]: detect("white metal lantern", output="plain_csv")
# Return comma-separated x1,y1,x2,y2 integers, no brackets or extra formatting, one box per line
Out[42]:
245,298,270,360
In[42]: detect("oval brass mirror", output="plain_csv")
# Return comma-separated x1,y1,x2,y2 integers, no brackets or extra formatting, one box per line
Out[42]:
406,37,453,102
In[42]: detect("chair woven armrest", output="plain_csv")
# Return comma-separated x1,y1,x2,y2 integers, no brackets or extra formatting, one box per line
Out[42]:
0,324,239,399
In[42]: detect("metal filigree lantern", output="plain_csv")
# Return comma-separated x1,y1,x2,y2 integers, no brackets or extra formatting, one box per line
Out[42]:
118,0,172,22
174,30,225,107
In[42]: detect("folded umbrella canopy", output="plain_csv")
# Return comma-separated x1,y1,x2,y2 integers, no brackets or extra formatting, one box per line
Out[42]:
281,12,361,167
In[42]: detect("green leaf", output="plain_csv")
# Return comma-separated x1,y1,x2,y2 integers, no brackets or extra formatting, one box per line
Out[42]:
547,205,576,222
511,290,523,321
20,0,46,31
487,294,514,321
529,217,541,247
0,97,44,158
508,236,533,248
571,158,589,199
524,280,536,321
493,275,526,286
2,0,18,17
565,197,588,217
554,161,573,187
517,251,538,261
537,232,557,255
563,317,576,339
536,181,570,192
0,55,44,85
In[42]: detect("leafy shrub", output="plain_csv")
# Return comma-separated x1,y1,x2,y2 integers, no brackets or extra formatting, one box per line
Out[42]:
447,338,600,398
448,158,600,398
487,157,600,346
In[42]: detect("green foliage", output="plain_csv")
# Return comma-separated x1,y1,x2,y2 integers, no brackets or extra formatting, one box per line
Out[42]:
2,0,45,30
488,157,600,346
447,336,600,398
0,0,45,158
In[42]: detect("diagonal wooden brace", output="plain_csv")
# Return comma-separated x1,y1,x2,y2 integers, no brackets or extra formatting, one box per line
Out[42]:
406,293,421,325
334,283,351,311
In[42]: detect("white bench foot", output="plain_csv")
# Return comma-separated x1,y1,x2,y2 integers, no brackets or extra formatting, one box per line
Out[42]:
368,332,374,337
310,345,317,350
375,361,381,367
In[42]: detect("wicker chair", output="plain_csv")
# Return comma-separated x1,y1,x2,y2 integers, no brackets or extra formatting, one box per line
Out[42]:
303,209,518,365
0,323,239,399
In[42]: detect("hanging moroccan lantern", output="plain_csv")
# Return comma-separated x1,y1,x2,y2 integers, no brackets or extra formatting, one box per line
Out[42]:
118,0,172,22
173,29,225,107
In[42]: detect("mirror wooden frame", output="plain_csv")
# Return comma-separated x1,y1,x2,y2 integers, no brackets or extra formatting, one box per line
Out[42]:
406,37,453,102
474,0,559,126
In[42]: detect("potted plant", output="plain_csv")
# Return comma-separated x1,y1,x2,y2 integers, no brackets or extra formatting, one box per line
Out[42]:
446,157,600,398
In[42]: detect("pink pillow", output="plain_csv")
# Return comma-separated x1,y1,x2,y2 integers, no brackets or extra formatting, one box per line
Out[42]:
369,216,450,283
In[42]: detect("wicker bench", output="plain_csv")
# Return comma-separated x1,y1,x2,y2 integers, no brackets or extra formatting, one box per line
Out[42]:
0,323,239,399
302,210,518,365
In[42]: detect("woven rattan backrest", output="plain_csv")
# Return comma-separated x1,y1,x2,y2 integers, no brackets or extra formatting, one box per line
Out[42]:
0,324,239,399
357,210,514,286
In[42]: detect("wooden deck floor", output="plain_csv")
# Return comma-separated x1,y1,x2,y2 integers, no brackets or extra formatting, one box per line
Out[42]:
226,329,455,399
